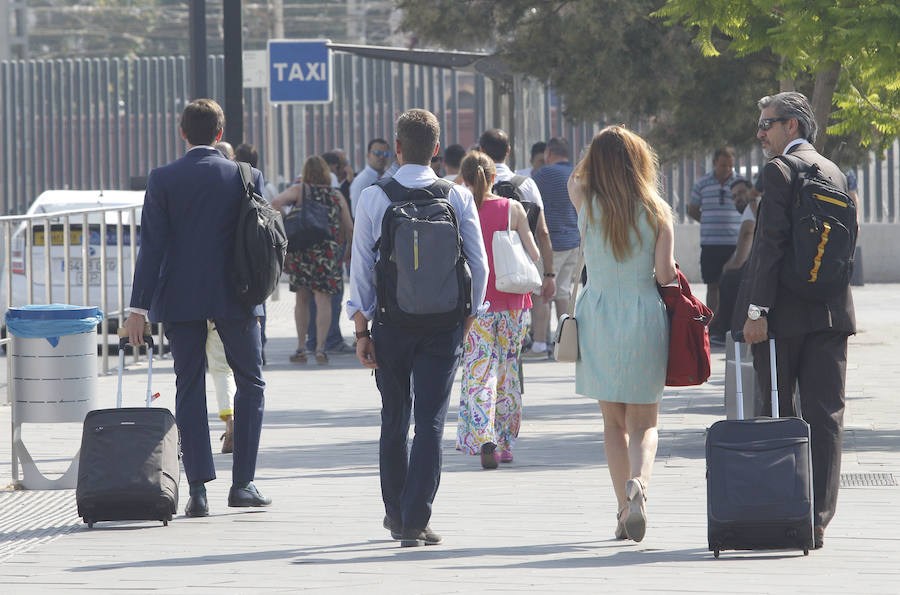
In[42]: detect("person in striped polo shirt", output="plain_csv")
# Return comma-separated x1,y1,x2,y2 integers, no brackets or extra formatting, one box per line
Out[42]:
688,147,742,327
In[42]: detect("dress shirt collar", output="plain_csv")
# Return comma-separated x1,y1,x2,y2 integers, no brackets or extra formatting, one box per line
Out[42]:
361,164,381,179
783,138,808,155
187,144,216,154
392,163,439,186
495,162,513,177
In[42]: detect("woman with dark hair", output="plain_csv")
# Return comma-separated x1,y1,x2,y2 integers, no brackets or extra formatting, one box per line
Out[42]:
455,151,540,469
272,155,353,365
567,126,677,542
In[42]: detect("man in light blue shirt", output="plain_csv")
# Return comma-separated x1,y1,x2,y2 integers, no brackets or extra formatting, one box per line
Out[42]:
349,138,391,216
347,109,488,548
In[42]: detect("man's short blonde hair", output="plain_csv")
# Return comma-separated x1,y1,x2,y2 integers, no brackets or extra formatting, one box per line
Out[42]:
396,109,440,165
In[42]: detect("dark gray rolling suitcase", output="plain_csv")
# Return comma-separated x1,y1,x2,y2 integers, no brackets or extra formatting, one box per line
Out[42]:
76,336,179,528
706,338,814,557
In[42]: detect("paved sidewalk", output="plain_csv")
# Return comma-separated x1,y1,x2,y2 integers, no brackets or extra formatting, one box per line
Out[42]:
0,284,898,593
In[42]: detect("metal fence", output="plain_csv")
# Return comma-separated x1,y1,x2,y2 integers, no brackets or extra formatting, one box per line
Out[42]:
0,203,160,375
2,53,898,223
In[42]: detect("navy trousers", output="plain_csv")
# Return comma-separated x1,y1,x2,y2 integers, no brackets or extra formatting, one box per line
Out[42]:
373,321,463,531
165,317,265,485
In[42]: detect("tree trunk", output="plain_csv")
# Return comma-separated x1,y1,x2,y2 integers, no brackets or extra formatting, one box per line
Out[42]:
810,62,841,153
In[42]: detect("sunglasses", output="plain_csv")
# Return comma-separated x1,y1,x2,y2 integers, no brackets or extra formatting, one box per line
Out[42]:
758,117,788,131
371,149,391,158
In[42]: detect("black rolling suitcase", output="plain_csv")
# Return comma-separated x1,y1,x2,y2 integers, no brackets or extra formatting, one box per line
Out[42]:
706,337,814,557
76,335,179,528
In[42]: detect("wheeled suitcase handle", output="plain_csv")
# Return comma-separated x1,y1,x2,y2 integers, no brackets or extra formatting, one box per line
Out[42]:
731,334,778,421
115,331,156,408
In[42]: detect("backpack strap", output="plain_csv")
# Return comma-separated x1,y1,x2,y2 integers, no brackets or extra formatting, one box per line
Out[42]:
774,153,819,198
509,174,527,188
426,178,453,198
237,161,255,196
375,178,409,203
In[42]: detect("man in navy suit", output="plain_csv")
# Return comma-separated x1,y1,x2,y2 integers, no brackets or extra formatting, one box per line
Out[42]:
124,99,271,517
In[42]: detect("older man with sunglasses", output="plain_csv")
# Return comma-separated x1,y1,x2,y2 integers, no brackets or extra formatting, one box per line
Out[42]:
736,92,854,551
350,139,393,216
688,146,742,337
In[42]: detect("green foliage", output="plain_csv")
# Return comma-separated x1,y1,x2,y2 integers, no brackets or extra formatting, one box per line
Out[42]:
655,0,900,154
398,0,779,159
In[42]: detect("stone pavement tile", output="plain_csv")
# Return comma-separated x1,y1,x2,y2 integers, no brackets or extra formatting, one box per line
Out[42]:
0,284,898,592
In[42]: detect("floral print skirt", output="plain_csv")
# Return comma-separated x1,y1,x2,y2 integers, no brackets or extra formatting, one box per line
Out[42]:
286,240,343,295
456,309,528,455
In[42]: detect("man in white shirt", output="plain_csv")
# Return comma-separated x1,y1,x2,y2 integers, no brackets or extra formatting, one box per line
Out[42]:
349,138,391,215
515,141,546,178
348,109,488,548
442,144,465,182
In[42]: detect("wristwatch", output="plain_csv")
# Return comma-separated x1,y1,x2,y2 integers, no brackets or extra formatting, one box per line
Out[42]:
355,329,371,339
544,272,556,278
747,304,768,321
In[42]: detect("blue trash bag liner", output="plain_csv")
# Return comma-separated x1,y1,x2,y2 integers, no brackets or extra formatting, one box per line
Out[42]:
6,304,104,347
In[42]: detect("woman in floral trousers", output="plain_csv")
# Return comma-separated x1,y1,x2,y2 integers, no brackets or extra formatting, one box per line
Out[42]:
455,151,540,468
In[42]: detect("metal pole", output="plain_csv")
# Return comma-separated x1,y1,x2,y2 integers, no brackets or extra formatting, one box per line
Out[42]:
223,0,243,144
189,0,207,99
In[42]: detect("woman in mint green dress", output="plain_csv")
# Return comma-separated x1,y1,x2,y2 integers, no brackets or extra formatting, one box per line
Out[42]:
567,126,676,543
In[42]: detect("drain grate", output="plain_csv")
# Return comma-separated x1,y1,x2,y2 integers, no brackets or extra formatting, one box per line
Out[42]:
840,472,897,488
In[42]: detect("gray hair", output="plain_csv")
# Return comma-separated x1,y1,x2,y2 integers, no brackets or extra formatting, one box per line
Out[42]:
757,92,817,143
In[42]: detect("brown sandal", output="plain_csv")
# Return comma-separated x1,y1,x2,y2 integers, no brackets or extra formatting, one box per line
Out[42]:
290,350,307,363
315,350,328,365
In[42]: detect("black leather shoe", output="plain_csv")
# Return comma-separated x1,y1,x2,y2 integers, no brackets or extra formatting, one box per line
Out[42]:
228,482,272,507
400,526,442,547
383,516,401,540
185,493,209,517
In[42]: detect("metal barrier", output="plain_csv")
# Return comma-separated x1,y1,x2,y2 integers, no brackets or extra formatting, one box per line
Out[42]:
0,204,161,376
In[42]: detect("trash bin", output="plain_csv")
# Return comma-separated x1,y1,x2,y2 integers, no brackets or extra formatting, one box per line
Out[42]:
6,304,104,489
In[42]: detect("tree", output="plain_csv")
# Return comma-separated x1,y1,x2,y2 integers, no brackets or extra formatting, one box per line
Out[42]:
397,0,779,158
654,0,900,154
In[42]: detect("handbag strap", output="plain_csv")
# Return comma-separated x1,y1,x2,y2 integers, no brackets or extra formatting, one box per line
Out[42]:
565,217,588,318
506,198,513,232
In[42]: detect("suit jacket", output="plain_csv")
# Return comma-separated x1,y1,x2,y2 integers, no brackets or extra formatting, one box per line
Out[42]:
733,142,855,338
130,146,265,322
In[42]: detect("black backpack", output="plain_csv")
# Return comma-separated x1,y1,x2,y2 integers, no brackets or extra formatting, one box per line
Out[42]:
373,178,473,331
492,174,541,235
232,162,288,310
774,154,857,302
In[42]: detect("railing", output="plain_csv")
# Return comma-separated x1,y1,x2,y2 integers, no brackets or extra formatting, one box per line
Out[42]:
0,204,161,376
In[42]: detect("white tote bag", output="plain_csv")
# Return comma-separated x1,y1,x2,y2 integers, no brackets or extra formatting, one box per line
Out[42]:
492,203,542,294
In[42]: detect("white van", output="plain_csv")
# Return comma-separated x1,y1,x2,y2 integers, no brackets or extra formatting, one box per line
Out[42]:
2,190,145,319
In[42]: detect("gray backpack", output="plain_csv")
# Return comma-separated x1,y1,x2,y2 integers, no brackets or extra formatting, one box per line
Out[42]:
373,178,472,330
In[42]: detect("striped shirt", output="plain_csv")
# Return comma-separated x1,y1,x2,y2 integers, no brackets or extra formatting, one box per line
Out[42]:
533,161,580,251
690,171,742,246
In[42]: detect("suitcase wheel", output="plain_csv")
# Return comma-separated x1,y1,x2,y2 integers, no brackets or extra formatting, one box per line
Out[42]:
713,549,720,559
86,521,94,529
163,519,168,527
803,548,809,556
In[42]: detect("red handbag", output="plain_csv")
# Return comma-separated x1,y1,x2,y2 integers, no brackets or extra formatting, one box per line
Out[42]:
658,268,712,386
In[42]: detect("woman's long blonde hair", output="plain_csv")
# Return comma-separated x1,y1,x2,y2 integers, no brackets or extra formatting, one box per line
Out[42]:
573,126,672,262
459,150,496,210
